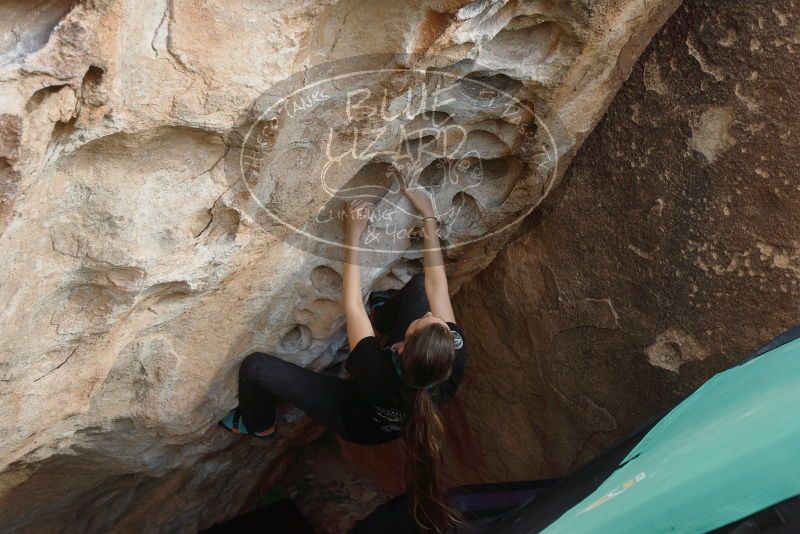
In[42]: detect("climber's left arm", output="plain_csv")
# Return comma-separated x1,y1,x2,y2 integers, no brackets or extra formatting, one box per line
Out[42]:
343,200,375,350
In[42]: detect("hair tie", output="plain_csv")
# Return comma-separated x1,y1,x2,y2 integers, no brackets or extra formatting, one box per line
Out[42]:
391,351,436,390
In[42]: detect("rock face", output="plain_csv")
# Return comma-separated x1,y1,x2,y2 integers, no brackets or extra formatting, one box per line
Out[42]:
0,0,681,531
442,0,800,483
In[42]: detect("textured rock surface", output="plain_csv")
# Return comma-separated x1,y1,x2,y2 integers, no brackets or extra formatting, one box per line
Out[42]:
443,0,800,483
0,0,681,531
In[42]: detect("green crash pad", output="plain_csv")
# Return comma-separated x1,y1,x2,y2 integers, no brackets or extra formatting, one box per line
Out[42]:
543,336,800,534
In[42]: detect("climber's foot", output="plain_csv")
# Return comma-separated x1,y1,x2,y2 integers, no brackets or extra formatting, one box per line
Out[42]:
218,407,276,441
368,289,397,309
367,289,397,336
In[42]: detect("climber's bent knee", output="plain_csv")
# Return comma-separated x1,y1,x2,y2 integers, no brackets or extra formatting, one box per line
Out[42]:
239,351,278,381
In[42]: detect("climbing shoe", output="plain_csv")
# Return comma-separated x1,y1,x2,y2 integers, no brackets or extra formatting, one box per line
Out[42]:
368,289,397,309
218,407,276,441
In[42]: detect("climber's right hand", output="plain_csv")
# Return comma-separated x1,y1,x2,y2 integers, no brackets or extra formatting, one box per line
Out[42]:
401,184,435,219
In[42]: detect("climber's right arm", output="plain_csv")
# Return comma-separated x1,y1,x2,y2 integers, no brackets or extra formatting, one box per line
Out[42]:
401,187,455,323
343,200,375,351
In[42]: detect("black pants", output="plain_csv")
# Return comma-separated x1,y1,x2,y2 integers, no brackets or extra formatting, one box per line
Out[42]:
237,274,430,440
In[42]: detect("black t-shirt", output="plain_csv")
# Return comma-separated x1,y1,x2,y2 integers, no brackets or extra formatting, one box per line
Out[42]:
341,322,468,444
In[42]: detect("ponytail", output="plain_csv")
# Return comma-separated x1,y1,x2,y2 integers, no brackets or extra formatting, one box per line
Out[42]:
403,389,460,532
400,323,461,532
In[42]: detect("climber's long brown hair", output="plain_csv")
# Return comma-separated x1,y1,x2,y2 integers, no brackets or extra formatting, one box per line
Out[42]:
399,322,461,532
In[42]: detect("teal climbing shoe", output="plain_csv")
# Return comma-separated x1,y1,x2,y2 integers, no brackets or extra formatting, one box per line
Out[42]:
218,407,276,441
368,289,397,309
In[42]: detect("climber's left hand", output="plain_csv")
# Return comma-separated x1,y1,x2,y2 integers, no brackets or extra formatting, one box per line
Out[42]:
345,199,373,241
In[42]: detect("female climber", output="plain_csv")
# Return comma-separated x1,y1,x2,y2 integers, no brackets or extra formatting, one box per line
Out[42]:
219,186,468,532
